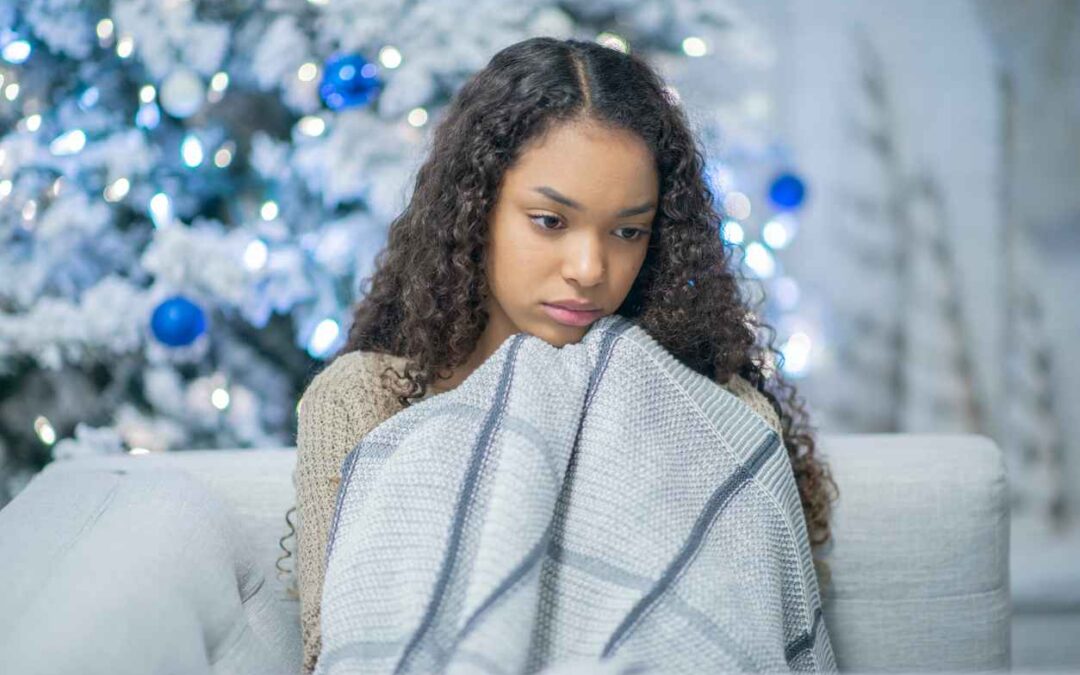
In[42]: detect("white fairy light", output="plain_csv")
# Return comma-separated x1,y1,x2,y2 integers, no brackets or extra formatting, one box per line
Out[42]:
96,19,115,41
379,46,402,69
116,35,135,59
681,36,708,57
50,129,86,155
210,71,229,92
307,319,340,358
762,218,791,249
2,40,32,64
207,72,229,103
744,242,775,278
781,332,813,376
406,107,428,127
5,82,21,101
243,239,269,270
297,62,319,82
213,144,234,167
260,200,279,221
34,416,57,445
211,387,231,410
103,177,131,202
722,219,744,245
297,115,326,137
181,133,204,167
139,84,156,103
149,192,173,228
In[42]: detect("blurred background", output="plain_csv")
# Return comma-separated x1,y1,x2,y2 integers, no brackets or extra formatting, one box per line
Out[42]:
0,0,1077,669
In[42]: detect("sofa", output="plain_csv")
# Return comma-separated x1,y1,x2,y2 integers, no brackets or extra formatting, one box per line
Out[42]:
0,433,1011,674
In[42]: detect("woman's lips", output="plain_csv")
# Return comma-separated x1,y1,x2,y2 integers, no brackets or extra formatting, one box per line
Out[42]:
541,303,603,327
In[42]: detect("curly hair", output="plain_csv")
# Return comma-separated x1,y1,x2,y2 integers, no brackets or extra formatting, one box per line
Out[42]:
277,36,838,600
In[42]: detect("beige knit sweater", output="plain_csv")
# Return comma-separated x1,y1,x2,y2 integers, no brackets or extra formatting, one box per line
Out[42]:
289,348,782,675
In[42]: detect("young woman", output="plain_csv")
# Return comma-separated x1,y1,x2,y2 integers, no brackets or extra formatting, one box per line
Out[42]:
278,36,838,674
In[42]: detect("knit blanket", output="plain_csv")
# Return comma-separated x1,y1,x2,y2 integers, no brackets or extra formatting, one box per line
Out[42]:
316,314,837,674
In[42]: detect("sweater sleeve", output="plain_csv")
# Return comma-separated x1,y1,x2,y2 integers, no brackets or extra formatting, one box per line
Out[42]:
294,351,405,675
725,373,783,435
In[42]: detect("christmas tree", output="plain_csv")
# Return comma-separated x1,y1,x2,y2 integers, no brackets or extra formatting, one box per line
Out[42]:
1,1,817,506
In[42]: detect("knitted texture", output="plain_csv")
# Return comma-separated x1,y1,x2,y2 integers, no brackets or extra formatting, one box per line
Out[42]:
295,341,786,673
311,314,835,674
292,337,784,675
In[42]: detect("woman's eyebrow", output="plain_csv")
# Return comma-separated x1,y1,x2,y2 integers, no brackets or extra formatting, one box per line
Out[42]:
531,185,655,217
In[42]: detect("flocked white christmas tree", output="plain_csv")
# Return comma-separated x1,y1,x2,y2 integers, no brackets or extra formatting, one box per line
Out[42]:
1,0,814,506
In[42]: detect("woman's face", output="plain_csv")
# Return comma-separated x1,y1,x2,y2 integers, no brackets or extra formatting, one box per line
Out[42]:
480,120,659,352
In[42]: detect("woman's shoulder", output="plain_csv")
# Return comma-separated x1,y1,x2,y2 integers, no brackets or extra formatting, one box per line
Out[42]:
298,350,411,420
722,373,783,435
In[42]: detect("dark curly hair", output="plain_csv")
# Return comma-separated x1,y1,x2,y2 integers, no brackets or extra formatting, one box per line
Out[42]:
278,36,838,600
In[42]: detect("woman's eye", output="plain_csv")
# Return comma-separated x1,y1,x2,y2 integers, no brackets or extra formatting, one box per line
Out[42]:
529,215,649,242
529,214,562,230
616,228,648,241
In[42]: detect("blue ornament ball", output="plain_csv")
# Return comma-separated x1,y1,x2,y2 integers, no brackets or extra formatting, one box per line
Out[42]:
320,53,382,110
768,172,807,209
151,295,207,347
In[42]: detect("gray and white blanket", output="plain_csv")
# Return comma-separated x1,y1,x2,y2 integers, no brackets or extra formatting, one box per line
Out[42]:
316,314,837,674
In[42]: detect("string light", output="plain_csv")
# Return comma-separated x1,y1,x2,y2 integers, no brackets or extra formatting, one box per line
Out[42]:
781,332,812,376
722,219,744,245
406,107,428,127
744,242,775,278
211,387,231,410
762,217,791,249
2,40,32,64
243,239,269,270
213,141,234,167
50,129,86,155
297,62,319,82
96,19,114,41
681,36,708,57
181,133,204,167
297,115,326,137
33,416,56,445
116,35,134,59
208,71,229,103
307,318,340,358
378,46,402,69
149,192,172,227
103,177,131,202
260,200,279,221
21,113,42,132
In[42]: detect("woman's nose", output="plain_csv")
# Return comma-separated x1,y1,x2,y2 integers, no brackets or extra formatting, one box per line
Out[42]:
561,233,607,286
